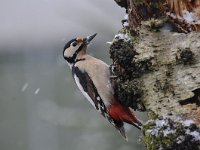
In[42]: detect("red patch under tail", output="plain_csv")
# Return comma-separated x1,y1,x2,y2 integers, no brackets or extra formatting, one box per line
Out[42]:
108,100,142,129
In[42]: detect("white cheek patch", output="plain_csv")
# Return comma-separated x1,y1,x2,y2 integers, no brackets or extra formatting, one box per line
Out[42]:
64,47,77,58
64,42,81,58
74,75,96,108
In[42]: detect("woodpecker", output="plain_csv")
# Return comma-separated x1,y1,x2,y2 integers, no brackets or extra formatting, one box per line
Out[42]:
63,33,142,140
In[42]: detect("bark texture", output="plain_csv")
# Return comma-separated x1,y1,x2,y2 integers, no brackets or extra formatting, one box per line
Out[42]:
112,0,200,149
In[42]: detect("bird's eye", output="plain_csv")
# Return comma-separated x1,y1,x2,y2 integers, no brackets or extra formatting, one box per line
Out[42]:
72,42,77,47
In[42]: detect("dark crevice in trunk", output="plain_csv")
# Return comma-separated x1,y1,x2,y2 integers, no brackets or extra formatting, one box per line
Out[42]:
179,88,200,106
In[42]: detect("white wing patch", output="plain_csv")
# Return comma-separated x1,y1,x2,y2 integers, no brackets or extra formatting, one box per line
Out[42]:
74,74,96,108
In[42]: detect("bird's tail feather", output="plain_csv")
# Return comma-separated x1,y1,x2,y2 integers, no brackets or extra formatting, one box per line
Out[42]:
125,116,143,130
118,126,128,141
131,119,143,130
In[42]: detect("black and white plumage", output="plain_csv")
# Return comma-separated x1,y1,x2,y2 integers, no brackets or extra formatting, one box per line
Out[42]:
63,33,142,140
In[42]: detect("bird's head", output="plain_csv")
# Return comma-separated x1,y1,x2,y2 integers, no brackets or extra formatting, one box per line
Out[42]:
63,33,97,64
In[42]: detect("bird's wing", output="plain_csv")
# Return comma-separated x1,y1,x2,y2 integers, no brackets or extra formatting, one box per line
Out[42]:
72,66,102,111
72,66,127,139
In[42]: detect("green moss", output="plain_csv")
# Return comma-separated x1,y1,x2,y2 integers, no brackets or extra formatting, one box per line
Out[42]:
109,28,155,110
142,116,200,150
112,79,145,111
110,30,153,80
109,30,145,110
134,0,146,5
148,111,159,120
143,18,166,31
109,33,138,80
118,27,138,38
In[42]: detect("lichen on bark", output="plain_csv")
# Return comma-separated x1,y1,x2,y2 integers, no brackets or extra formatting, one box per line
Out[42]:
111,0,200,149
143,116,200,150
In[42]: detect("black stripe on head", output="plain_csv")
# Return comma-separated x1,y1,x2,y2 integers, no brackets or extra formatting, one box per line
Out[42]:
63,38,85,64
63,38,76,57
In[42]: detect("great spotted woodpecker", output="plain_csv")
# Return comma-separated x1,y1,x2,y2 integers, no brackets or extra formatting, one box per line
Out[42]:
63,33,142,140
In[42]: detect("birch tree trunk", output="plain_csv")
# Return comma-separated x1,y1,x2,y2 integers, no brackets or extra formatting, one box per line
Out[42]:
111,0,200,149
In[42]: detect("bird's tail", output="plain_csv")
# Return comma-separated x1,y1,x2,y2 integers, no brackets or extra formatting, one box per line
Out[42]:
108,100,143,130
118,126,128,141
117,117,142,141
127,117,143,130
124,109,143,130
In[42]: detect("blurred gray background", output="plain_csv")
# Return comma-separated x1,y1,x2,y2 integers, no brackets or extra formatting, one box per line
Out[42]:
0,0,146,150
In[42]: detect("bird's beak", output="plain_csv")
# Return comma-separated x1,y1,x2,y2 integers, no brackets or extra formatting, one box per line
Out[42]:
84,33,97,45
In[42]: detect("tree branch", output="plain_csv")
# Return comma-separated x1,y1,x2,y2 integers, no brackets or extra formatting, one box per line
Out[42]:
111,0,200,149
